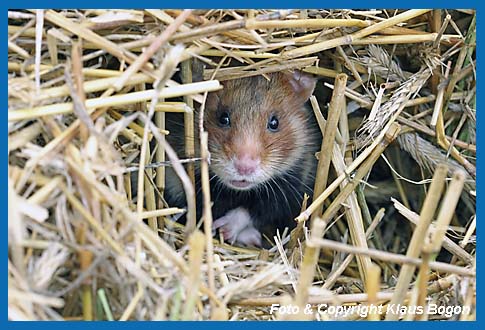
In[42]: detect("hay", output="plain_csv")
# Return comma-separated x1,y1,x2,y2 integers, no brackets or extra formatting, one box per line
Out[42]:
8,9,475,320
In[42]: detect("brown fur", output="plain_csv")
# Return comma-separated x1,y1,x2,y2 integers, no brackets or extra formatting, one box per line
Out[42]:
165,71,319,240
205,73,316,183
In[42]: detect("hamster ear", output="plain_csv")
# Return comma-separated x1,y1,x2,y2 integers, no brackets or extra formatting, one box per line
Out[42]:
283,70,317,102
205,89,221,110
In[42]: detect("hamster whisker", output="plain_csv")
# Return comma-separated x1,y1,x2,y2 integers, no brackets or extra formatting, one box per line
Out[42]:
276,174,307,207
267,176,293,218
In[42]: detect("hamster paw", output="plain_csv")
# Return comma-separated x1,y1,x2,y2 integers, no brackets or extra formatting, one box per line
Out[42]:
213,207,251,242
234,226,262,247
213,207,261,247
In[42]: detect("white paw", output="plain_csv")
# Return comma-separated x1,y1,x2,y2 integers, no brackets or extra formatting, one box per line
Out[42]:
234,226,262,247
212,207,262,247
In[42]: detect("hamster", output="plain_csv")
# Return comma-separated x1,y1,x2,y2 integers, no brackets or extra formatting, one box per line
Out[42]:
165,71,319,247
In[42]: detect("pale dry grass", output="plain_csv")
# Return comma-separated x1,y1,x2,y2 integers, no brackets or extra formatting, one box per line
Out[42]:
8,9,475,321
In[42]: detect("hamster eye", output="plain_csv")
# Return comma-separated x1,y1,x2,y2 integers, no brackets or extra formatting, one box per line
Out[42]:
267,115,279,132
218,111,231,127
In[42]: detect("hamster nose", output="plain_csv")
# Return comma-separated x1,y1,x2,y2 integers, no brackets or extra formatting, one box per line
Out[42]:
234,155,260,176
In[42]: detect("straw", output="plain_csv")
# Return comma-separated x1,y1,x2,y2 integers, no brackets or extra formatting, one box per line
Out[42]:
8,9,475,321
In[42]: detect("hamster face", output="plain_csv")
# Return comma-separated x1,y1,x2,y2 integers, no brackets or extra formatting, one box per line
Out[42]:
204,73,316,191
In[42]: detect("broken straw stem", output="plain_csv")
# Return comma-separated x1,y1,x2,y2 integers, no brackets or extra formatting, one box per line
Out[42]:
385,164,448,320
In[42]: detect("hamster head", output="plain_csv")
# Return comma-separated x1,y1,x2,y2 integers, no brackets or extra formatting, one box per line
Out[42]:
205,71,316,191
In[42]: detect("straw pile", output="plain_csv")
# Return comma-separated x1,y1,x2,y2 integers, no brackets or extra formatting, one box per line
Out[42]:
8,9,475,321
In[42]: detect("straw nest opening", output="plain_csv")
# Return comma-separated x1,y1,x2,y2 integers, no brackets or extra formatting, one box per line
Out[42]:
8,9,475,320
